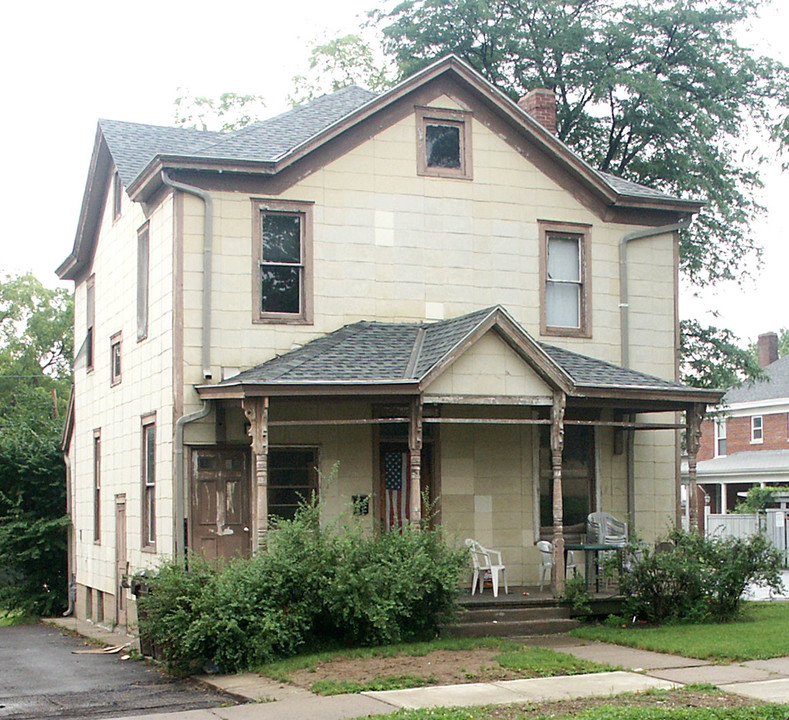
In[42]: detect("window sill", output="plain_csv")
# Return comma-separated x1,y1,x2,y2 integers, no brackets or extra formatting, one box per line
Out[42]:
542,326,591,339
253,315,313,326
750,439,764,445
141,545,157,554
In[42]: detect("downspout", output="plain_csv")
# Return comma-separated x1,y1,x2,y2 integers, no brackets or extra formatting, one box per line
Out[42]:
174,401,212,560
160,171,214,380
619,218,691,535
619,218,690,368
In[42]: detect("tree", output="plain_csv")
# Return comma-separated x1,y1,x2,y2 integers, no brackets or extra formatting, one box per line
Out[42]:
0,273,72,615
374,0,789,290
680,320,765,388
289,34,394,106
174,91,267,133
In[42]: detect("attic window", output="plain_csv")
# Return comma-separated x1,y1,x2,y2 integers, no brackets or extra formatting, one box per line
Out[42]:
416,107,472,180
112,171,122,221
252,198,313,324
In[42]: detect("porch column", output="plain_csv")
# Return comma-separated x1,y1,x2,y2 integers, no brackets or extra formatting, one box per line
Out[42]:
551,390,566,597
685,403,705,532
719,482,727,514
243,397,269,550
409,396,423,527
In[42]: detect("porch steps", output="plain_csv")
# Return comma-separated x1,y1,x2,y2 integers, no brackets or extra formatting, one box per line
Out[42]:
442,599,579,638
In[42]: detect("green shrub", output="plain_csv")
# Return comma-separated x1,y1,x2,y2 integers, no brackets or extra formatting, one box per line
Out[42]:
620,528,782,624
137,497,468,672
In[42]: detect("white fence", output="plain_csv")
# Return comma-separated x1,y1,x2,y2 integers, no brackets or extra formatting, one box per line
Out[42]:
706,510,789,567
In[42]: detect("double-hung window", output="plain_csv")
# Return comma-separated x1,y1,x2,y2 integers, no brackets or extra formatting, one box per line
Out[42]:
252,199,313,323
714,418,727,457
540,221,591,337
141,418,156,549
751,416,764,444
93,430,101,543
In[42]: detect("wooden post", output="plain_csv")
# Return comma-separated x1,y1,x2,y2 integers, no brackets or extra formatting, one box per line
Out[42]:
551,391,566,597
686,403,705,532
409,396,423,527
243,397,269,550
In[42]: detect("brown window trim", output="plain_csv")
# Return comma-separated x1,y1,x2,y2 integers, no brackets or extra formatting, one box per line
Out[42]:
267,446,320,521
539,220,592,338
415,106,473,180
93,429,101,544
137,222,150,342
86,275,95,372
251,198,314,325
112,171,122,222
110,332,122,386
141,414,156,550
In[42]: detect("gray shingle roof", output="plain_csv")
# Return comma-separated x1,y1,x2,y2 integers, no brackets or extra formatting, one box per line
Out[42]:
98,82,681,205
223,307,689,395
724,355,789,404
686,449,789,477
99,86,378,188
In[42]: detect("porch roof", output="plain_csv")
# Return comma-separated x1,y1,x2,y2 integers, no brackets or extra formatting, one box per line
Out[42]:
198,307,721,409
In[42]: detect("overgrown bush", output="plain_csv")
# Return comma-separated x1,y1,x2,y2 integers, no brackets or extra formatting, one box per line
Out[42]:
620,528,782,624
137,498,468,673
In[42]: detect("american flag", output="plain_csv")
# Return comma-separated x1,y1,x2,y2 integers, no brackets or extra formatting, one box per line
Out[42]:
384,450,410,531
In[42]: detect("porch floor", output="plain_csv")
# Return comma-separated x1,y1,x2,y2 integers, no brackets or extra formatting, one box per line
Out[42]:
459,585,621,606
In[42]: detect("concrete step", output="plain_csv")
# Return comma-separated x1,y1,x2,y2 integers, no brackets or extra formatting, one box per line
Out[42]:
441,617,580,638
456,606,573,624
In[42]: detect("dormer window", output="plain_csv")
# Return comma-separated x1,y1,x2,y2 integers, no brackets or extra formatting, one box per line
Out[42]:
416,107,472,180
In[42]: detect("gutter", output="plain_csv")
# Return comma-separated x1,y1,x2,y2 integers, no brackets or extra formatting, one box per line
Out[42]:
160,171,214,380
173,401,212,560
619,219,691,369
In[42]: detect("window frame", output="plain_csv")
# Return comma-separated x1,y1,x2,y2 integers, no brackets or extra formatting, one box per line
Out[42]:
415,106,473,180
110,332,122,386
267,446,319,521
141,415,156,550
751,415,764,444
714,417,727,457
112,171,122,221
86,275,95,372
539,221,592,338
137,222,149,342
251,198,314,325
93,429,101,543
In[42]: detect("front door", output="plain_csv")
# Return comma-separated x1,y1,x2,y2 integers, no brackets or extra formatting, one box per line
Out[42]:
114,495,127,630
190,447,251,560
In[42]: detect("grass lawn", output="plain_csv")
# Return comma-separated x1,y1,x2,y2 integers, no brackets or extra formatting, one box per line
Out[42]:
255,637,615,695
360,686,789,719
571,602,789,663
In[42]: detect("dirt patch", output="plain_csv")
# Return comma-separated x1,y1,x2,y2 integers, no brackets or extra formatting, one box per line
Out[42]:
289,649,523,689
486,688,767,718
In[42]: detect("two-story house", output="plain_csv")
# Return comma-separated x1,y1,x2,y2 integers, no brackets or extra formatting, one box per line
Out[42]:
58,56,721,630
694,332,789,514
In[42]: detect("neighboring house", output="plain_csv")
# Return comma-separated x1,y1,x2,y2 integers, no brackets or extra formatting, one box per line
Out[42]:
58,55,720,629
694,333,789,514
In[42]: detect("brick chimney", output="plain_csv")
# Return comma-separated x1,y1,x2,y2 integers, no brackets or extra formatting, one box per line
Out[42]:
757,332,779,367
519,88,557,135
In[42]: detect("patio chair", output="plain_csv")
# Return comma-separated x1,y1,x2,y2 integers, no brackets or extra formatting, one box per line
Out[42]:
536,540,578,592
586,512,628,546
465,538,509,598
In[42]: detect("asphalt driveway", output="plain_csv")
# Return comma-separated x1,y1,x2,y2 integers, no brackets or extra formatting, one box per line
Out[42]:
0,623,235,719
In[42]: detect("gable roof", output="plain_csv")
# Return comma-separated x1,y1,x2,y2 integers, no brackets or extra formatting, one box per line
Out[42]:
724,354,789,405
58,55,702,281
198,306,720,407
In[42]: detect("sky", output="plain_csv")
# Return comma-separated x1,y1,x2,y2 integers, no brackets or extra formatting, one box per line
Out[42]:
2,0,787,344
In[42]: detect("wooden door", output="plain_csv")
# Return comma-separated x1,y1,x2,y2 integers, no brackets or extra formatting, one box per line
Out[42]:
114,495,127,629
190,447,251,560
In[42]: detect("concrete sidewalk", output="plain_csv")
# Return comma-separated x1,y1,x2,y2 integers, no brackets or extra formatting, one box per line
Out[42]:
46,617,789,719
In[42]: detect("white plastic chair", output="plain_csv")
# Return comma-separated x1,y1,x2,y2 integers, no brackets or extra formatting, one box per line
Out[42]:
536,540,578,591
465,538,509,598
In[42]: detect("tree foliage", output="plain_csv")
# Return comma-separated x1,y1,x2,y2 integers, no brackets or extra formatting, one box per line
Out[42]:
373,0,789,289
0,273,72,615
174,90,267,133
289,34,394,106
680,319,765,389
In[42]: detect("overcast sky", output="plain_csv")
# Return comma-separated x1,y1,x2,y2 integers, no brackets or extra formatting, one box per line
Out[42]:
2,0,786,343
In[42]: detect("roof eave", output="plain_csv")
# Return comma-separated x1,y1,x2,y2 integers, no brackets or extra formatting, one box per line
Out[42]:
196,380,421,400
574,385,724,406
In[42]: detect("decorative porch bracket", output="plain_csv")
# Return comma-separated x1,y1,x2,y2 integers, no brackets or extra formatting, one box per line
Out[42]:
551,390,566,597
243,397,269,550
409,396,423,527
685,402,706,531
